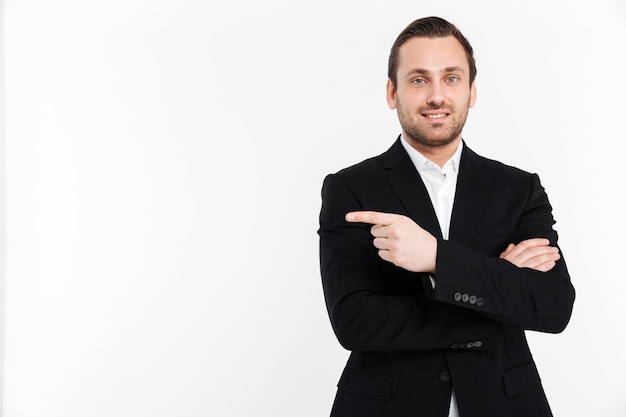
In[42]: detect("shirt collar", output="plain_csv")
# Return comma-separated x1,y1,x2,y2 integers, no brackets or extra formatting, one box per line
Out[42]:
400,134,463,174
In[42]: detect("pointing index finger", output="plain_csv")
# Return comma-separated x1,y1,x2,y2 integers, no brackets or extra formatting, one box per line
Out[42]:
345,211,394,225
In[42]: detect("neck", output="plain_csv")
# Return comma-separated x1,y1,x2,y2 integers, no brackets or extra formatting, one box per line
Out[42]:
404,136,462,168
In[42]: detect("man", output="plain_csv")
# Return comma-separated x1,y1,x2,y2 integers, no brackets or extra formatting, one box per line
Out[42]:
318,16,575,417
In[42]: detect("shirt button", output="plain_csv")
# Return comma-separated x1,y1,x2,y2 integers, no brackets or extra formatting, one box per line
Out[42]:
442,196,449,202
439,372,451,382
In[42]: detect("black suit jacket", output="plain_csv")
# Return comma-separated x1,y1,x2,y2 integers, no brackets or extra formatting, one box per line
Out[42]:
318,138,575,417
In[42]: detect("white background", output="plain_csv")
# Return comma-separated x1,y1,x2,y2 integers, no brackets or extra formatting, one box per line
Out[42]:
2,0,626,416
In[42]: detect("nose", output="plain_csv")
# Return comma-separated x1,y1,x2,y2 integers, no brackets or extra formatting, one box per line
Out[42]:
426,81,445,107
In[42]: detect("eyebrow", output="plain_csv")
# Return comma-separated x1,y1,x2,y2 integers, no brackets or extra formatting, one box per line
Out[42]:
405,66,467,78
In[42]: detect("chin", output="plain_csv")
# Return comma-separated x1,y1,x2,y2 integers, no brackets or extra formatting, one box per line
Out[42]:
407,134,458,148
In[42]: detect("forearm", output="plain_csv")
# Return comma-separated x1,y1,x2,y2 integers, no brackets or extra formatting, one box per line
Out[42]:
325,285,504,352
432,239,575,333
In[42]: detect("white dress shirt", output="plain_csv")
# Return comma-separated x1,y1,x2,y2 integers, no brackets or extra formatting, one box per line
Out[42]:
400,135,462,417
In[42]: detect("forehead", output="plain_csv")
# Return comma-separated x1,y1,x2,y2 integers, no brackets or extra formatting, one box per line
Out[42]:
397,36,469,74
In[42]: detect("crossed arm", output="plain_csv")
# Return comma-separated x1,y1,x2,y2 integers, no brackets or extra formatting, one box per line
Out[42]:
319,173,574,350
345,211,561,274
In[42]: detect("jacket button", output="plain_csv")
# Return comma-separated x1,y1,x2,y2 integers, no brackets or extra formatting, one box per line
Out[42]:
454,292,462,301
439,372,451,382
461,293,469,303
476,298,484,307
469,295,477,305
474,340,483,348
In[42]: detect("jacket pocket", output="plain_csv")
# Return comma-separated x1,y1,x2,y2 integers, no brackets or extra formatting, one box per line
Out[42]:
337,366,393,401
502,361,542,397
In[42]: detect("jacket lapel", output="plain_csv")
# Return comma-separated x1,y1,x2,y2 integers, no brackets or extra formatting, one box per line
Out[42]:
381,139,443,239
449,144,492,245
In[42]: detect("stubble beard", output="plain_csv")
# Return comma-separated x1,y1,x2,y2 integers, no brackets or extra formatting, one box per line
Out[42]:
398,100,470,148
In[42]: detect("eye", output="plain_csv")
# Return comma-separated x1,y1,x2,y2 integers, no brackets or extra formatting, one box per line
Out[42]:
446,76,460,83
411,78,426,85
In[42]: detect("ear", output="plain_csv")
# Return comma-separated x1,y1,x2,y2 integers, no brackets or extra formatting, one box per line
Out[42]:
386,79,397,109
469,81,477,108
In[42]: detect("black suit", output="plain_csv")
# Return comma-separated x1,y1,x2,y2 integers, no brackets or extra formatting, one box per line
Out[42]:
318,138,575,417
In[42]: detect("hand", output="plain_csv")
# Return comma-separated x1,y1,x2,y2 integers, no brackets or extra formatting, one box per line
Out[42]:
345,211,437,273
499,238,560,272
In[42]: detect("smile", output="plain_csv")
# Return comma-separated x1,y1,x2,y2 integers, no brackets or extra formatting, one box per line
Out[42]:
425,114,447,119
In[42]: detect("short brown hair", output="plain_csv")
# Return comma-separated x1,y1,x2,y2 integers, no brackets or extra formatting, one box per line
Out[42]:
388,16,477,87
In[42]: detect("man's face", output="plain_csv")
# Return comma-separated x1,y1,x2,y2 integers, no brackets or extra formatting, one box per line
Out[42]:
386,36,477,149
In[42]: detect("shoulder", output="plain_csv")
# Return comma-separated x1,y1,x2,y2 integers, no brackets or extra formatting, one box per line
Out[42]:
320,140,406,205
463,146,547,200
321,152,387,200
464,145,536,180
334,153,384,178
326,138,405,181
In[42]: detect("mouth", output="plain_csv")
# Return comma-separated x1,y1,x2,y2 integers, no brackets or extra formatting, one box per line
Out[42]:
422,111,450,120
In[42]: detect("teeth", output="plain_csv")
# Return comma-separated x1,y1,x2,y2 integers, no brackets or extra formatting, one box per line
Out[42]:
426,114,446,119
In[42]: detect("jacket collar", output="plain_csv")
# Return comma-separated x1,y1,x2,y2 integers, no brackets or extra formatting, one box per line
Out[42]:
381,137,442,239
449,144,492,245
381,137,492,245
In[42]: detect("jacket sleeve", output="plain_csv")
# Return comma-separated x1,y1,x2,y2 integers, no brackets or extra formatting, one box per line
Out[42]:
318,173,504,352
431,173,575,333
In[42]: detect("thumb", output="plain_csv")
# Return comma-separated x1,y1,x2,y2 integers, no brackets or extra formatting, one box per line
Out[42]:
499,243,515,258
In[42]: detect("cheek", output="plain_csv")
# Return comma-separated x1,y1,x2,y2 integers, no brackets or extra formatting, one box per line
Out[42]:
396,92,421,109
452,92,473,110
